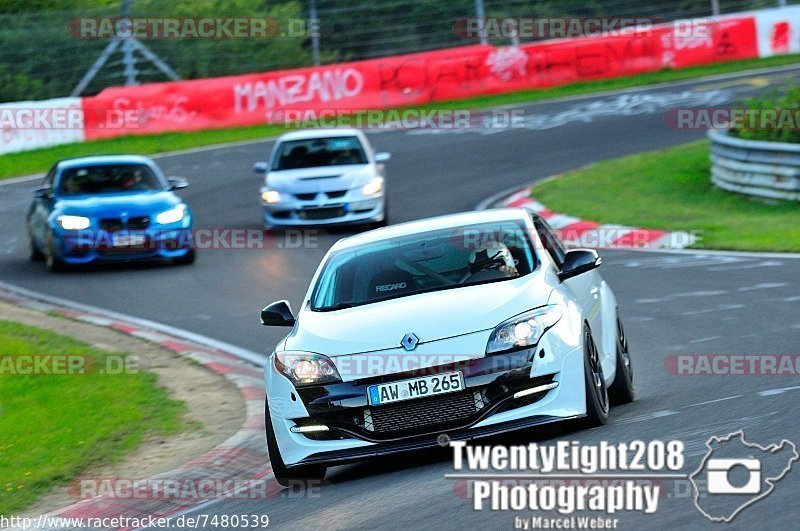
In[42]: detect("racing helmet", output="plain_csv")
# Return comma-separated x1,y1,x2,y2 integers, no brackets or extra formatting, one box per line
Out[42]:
468,240,516,274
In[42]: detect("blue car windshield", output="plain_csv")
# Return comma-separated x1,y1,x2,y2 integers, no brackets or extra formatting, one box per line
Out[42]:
58,164,162,196
311,221,537,311
272,136,367,170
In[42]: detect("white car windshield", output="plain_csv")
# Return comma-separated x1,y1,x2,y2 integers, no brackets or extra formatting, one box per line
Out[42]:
311,221,537,311
272,136,368,170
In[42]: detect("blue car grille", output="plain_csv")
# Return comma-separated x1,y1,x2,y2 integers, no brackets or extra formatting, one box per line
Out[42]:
98,216,150,230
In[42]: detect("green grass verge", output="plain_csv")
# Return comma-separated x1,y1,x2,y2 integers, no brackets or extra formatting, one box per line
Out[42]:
532,141,800,252
1,54,799,180
0,320,186,515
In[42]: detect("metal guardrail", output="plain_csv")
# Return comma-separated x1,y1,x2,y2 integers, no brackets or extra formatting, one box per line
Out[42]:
709,129,800,201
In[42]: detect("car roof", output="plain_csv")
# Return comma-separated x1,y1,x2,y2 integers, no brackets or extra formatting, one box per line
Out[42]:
56,155,155,170
276,128,364,142
332,208,533,251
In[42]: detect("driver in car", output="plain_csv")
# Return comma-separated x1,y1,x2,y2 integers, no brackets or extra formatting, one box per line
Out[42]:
465,240,519,281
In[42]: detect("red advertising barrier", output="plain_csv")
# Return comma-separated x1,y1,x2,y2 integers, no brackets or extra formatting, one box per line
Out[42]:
82,16,757,140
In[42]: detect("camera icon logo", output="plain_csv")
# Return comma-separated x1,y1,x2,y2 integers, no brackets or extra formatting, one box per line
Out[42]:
706,458,761,495
690,431,798,522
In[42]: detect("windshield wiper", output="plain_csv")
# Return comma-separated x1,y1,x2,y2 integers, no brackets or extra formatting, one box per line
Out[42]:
315,301,360,312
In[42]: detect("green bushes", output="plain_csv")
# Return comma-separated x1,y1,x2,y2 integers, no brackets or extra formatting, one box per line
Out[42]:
731,87,800,144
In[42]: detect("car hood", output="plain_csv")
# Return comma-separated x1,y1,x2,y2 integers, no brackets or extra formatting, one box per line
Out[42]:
266,165,375,193
286,275,553,356
55,191,181,218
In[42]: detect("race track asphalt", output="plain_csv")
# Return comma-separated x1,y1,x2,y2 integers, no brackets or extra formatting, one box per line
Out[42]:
1,66,799,529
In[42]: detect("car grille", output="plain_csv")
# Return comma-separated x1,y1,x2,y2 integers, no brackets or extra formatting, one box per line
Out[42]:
98,217,150,230
294,191,348,201
297,207,345,220
127,216,150,229
99,218,124,230
369,391,478,434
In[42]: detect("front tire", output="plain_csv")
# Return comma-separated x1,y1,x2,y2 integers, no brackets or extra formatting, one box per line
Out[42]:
44,232,67,272
173,248,196,266
265,398,327,488
579,325,609,427
608,315,635,405
29,234,45,262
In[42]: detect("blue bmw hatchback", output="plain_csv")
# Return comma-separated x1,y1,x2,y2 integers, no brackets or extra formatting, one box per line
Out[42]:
27,155,195,272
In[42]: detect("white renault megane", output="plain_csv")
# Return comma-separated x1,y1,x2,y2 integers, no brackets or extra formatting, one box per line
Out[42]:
261,208,634,485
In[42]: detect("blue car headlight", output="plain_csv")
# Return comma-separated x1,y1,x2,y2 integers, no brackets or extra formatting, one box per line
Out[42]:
57,215,91,231
486,305,562,355
155,204,188,225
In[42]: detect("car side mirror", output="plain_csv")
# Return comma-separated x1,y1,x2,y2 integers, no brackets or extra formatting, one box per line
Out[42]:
167,177,188,190
253,162,269,175
374,152,391,163
261,300,296,327
34,186,53,199
558,249,602,281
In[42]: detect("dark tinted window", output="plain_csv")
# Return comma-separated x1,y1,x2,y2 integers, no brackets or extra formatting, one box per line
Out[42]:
312,221,537,311
272,136,367,170
58,164,162,196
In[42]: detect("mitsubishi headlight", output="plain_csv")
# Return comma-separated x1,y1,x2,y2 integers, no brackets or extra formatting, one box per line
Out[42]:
486,305,562,355
56,215,91,231
275,352,342,386
361,177,384,197
261,189,281,204
155,204,187,225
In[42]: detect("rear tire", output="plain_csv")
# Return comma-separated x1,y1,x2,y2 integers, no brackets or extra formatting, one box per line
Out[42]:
608,315,635,405
265,398,327,488
579,325,609,428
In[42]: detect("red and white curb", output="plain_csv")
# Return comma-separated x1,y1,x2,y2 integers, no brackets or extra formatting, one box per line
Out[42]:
501,186,699,250
0,285,274,528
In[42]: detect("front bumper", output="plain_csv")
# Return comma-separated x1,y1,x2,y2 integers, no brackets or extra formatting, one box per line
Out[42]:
53,227,194,264
263,194,384,227
266,343,586,467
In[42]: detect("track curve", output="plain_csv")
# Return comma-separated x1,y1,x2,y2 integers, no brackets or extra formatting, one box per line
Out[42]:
2,67,800,528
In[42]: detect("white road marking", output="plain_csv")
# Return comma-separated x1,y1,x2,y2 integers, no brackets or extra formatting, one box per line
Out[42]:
737,282,789,291
758,386,800,397
685,395,743,407
682,303,744,316
688,336,722,344
708,261,784,271
619,410,679,423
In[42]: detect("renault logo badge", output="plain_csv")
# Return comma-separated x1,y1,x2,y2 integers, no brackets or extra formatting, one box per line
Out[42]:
401,333,419,351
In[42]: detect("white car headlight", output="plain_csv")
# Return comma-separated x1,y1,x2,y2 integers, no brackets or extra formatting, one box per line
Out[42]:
261,189,281,204
486,305,562,355
361,177,384,197
275,352,342,386
155,204,187,225
57,215,91,231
